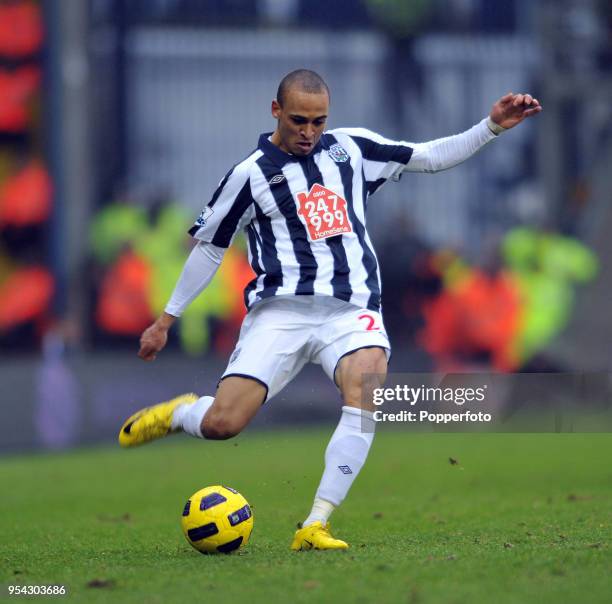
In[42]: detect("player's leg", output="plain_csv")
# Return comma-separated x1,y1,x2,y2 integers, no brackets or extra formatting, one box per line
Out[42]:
335,346,387,412
119,299,308,447
199,376,266,439
292,347,386,551
310,347,385,513
186,299,316,440
292,304,389,550
173,376,267,440
118,377,266,447
293,349,386,547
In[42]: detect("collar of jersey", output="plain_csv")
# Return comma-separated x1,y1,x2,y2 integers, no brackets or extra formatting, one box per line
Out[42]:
258,132,325,167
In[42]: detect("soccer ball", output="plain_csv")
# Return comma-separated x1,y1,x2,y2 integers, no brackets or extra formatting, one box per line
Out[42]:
180,485,253,554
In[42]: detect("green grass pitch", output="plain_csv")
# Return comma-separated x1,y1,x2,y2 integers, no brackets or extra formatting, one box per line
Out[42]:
1,429,610,603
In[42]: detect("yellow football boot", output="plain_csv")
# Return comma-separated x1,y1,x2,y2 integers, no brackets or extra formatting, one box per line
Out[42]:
290,521,349,551
118,393,199,448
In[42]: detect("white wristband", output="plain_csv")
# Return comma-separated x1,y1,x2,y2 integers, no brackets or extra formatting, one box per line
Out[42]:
486,116,506,136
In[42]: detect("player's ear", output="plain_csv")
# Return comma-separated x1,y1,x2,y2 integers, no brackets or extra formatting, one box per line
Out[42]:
271,99,281,119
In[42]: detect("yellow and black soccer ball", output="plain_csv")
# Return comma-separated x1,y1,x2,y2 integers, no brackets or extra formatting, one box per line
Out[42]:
180,485,253,554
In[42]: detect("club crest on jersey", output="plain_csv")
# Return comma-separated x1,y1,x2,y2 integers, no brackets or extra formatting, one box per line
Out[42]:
327,143,349,163
195,206,214,227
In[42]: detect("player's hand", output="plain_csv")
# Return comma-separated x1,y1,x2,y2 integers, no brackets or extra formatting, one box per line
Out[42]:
138,313,175,361
489,92,542,130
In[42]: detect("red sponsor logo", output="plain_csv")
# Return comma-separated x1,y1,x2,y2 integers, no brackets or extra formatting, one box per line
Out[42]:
296,184,352,241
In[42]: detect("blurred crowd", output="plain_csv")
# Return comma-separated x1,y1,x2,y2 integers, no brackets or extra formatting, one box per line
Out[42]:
408,228,597,372
87,198,598,374
89,199,252,356
0,0,54,350
0,0,608,375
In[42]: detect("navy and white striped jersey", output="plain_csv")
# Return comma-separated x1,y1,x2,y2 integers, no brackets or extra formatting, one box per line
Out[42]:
188,128,414,311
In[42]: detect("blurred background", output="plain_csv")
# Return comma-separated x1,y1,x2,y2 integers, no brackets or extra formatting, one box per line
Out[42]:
1,0,611,451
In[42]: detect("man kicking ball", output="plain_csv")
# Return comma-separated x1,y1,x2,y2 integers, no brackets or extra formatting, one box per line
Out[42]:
119,69,541,550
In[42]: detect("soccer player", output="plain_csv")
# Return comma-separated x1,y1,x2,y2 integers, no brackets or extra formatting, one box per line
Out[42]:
118,69,541,550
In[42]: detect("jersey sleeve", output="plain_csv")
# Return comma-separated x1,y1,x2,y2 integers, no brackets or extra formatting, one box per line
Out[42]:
332,127,414,193
164,241,225,317
188,163,256,248
404,118,498,173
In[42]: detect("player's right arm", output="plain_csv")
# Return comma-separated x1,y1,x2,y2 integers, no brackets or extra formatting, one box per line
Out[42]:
138,312,175,361
137,241,225,361
137,156,257,361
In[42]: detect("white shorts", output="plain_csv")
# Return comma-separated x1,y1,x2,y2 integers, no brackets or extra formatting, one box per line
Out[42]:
221,296,390,402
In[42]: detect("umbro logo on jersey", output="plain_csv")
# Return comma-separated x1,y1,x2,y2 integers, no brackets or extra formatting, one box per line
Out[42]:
328,143,349,163
268,174,286,185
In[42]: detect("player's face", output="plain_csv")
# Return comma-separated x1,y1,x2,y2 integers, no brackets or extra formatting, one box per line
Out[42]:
271,89,329,156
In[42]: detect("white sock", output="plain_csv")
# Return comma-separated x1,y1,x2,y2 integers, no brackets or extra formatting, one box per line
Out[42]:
171,395,214,438
303,497,336,527
303,406,376,525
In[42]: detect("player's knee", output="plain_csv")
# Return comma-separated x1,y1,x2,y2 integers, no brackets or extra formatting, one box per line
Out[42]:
337,347,388,407
338,347,387,380
201,411,243,440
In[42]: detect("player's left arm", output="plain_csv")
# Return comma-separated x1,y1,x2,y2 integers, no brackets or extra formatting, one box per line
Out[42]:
405,92,542,174
489,92,542,130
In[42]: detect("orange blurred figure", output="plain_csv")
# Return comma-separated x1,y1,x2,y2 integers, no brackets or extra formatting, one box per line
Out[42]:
0,1,43,58
0,66,41,132
420,268,522,372
0,159,52,226
96,251,154,335
0,266,53,330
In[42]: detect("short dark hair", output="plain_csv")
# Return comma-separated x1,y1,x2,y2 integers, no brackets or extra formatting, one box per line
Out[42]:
276,69,330,107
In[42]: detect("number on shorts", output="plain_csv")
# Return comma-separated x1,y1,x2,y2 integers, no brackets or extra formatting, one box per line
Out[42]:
358,313,380,331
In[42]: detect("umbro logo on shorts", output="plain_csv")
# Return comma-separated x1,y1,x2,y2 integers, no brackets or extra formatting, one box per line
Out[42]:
268,174,286,185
